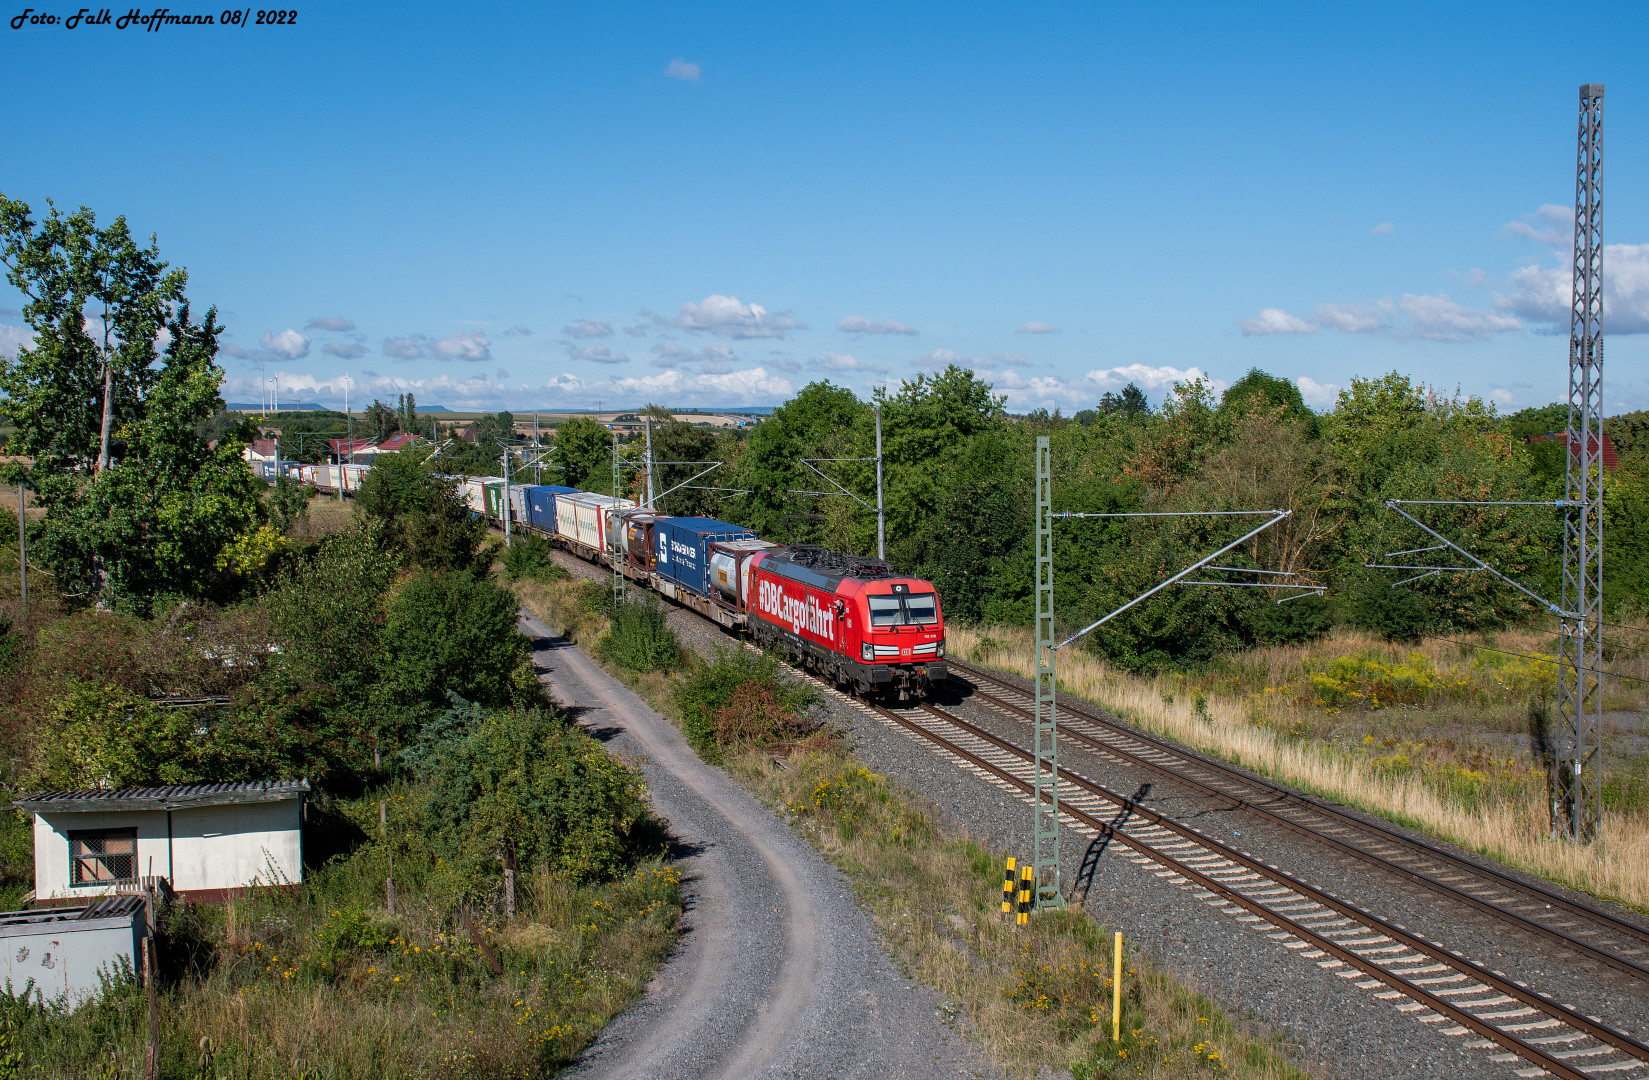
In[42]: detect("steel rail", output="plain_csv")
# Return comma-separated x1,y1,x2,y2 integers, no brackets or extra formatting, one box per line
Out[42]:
959,679,1649,984
949,658,1649,954
870,699,1649,1077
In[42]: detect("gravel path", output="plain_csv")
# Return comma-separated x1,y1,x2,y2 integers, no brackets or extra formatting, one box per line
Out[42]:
519,609,982,1080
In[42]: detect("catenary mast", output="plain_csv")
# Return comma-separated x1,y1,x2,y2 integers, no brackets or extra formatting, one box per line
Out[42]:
1555,83,1605,842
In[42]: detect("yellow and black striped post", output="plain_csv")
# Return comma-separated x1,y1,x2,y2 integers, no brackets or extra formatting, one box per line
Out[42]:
1001,858,1017,917
1016,865,1033,926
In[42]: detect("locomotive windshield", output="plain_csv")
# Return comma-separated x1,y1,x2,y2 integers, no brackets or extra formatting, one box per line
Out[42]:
903,592,938,624
867,592,938,626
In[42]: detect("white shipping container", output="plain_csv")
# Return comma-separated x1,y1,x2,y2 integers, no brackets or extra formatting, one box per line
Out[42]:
554,494,580,543
508,485,530,527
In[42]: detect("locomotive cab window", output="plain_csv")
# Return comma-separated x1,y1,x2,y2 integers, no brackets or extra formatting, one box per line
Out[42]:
868,595,902,627
903,593,938,624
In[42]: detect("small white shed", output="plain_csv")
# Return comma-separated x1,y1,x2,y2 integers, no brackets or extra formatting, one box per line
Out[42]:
0,896,148,1005
15,781,309,904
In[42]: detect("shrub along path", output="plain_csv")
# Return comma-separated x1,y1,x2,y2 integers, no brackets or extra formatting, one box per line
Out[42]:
517,611,980,1080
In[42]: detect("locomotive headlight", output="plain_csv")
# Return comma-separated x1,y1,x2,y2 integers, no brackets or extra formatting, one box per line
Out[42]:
861,642,873,661
937,639,945,657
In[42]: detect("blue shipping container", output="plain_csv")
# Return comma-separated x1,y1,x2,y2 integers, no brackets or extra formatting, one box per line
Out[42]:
653,518,755,598
526,486,579,532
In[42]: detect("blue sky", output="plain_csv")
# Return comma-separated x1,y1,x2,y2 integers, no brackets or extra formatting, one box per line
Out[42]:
3,1,1648,414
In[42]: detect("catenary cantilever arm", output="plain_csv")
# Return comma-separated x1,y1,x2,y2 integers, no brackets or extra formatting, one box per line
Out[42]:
1382,501,1569,617
1055,511,1291,650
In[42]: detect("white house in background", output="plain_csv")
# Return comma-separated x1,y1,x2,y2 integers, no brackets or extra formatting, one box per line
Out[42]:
14,781,309,904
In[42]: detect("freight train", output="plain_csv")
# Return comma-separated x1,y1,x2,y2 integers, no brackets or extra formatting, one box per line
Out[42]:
279,464,947,698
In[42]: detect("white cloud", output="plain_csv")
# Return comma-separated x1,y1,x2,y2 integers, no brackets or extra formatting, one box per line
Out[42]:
1371,222,1394,236
260,329,311,359
1237,308,1318,336
622,322,650,338
1396,293,1520,343
503,325,532,337
562,318,614,339
1497,243,1649,335
0,323,33,359
1084,364,1226,400
809,352,889,374
428,328,491,362
324,342,368,359
665,58,701,81
651,343,737,368
1501,204,1573,247
1296,376,1341,410
668,294,802,339
1015,321,1060,335
989,351,1032,366
304,316,354,332
1488,388,1516,409
1313,300,1394,334
837,315,917,336
606,366,795,405
569,344,630,365
383,336,424,360
220,342,250,359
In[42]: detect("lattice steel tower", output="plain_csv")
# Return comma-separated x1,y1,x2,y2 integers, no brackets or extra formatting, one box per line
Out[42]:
1555,83,1605,842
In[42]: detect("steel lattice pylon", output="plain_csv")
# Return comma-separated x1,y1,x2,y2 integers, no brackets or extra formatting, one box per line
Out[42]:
1032,436,1064,908
1556,83,1605,843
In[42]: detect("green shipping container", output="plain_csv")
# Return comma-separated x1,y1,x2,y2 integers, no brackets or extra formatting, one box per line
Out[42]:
483,481,506,519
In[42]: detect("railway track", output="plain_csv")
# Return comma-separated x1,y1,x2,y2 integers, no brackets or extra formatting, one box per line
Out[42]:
850,691,1649,1080
945,658,1649,985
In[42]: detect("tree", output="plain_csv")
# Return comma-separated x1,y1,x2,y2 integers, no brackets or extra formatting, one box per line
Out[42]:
877,365,1007,560
356,447,486,572
554,415,611,489
419,707,650,888
0,196,263,610
380,571,529,709
0,196,184,475
730,382,868,544
1098,382,1150,420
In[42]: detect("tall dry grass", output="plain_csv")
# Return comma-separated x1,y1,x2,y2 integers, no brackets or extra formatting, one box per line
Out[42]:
949,624,1649,913
732,749,1312,1080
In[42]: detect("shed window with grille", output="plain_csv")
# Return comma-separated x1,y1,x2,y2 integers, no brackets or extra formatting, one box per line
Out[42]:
69,829,137,886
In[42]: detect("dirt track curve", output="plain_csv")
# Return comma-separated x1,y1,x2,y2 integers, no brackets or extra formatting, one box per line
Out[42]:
519,613,980,1080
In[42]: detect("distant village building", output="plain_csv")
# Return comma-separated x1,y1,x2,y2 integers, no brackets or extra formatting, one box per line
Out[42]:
15,781,309,904
325,433,425,461
242,438,281,463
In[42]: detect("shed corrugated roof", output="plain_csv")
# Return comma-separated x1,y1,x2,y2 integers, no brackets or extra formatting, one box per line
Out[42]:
15,780,309,814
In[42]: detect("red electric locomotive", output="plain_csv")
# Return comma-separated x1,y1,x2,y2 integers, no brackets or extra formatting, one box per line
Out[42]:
742,545,946,699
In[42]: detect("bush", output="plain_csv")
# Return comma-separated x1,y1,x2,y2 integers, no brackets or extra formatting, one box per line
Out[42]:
499,533,563,581
1344,572,1432,642
421,707,652,889
269,476,311,533
672,648,817,760
381,570,530,709
597,597,681,673
25,681,201,790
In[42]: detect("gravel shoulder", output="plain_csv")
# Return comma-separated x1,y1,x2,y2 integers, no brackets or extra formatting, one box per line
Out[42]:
519,608,981,1080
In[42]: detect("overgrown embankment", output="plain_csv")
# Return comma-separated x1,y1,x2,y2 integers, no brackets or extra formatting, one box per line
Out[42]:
0,455,685,1079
